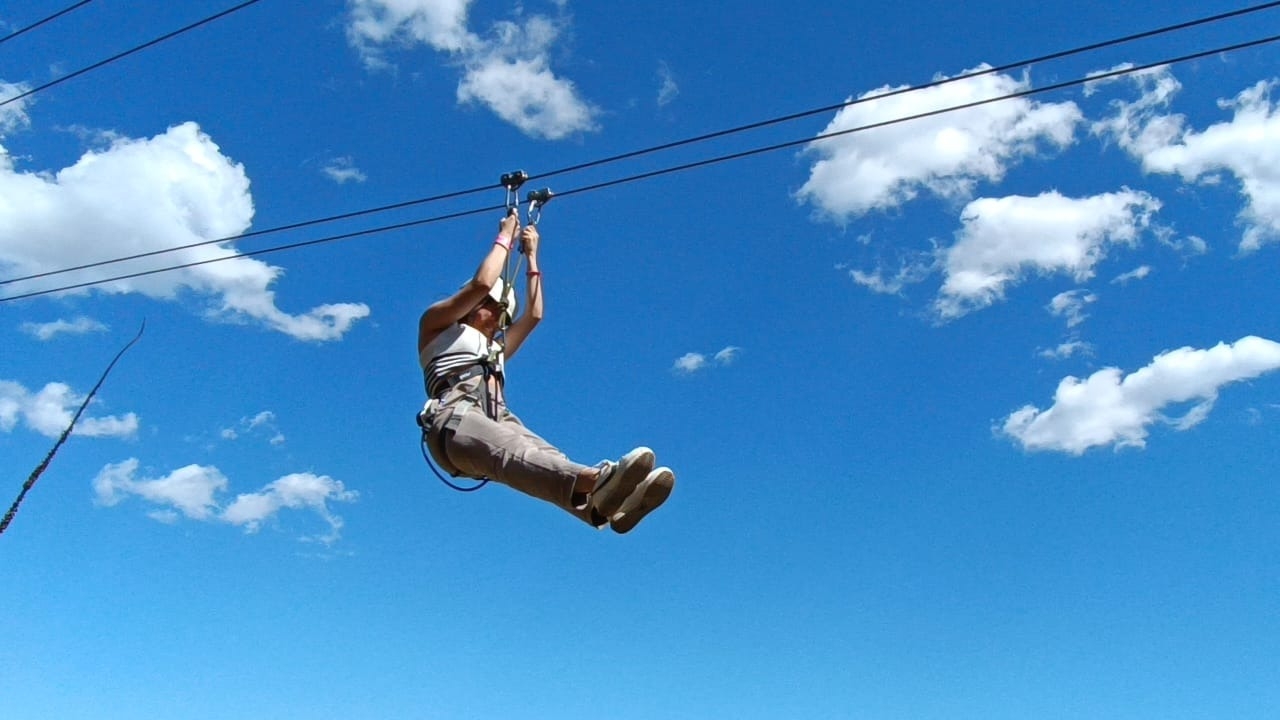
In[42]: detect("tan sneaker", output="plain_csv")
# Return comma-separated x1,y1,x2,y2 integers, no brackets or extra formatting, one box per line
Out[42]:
610,467,674,534
589,447,655,518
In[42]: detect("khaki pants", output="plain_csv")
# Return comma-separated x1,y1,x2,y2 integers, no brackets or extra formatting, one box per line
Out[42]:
423,377,598,526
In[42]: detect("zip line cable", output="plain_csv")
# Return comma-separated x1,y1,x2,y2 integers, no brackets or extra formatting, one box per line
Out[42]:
541,31,1280,202
5,31,1278,304
3,1,1278,289
2,205,508,301
0,181,496,288
524,0,1280,185
0,0,264,110
0,0,96,47
0,321,145,537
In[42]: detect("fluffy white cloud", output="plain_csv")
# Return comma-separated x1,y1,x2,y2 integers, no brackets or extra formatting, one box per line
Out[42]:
1047,289,1096,328
847,254,935,295
348,0,479,60
1093,68,1280,252
713,346,740,364
1003,336,1280,454
220,410,285,446
1112,265,1151,284
1039,340,1093,360
321,156,367,184
798,65,1082,219
94,460,358,543
458,44,598,139
94,459,227,520
0,381,22,431
0,379,138,438
0,122,369,341
348,1,598,139
1088,64,1185,163
673,346,741,374
935,189,1159,318
673,352,706,373
20,316,107,340
657,62,679,108
0,80,32,138
223,473,357,544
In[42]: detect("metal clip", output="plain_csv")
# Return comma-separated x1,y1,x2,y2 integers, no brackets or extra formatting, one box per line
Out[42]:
526,187,554,225
500,170,528,212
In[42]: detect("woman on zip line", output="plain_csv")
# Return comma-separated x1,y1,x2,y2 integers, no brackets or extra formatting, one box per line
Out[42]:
416,209,674,533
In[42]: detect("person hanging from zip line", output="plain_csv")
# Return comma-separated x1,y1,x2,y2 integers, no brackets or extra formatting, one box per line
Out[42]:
416,209,674,533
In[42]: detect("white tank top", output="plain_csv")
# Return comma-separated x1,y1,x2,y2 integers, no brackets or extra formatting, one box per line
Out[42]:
419,323,505,399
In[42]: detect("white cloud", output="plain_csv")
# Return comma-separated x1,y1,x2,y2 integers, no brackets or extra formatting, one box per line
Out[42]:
0,381,23,431
797,65,1082,220
935,189,1159,319
221,410,285,446
1002,336,1280,454
0,122,370,341
0,379,138,438
347,0,479,62
94,459,227,520
1039,340,1093,360
847,252,935,295
713,346,741,365
0,80,32,138
657,62,679,107
673,352,706,373
1174,235,1207,255
348,1,598,139
674,346,741,374
1094,69,1280,252
1047,289,1096,328
1112,265,1151,284
456,17,599,139
94,461,358,543
19,316,107,340
1088,65,1184,160
223,473,358,544
321,156,367,184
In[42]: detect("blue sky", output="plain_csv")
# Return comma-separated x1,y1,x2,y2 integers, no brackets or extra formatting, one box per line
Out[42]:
2,1,1279,718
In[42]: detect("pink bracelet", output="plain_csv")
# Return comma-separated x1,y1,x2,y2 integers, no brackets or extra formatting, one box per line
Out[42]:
494,235,512,250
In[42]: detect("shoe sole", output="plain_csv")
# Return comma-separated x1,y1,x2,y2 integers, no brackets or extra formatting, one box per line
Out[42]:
610,467,674,534
593,447,655,518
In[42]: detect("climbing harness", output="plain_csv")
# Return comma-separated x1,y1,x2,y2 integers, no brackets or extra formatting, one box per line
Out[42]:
417,340,504,493
417,170,554,492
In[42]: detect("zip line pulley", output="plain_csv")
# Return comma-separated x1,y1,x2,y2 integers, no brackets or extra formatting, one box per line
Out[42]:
500,170,528,212
525,188,553,226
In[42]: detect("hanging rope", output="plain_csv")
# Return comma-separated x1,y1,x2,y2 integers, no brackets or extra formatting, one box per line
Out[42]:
0,320,145,536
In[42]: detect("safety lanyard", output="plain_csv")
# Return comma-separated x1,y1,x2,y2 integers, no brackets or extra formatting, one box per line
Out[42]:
496,169,553,336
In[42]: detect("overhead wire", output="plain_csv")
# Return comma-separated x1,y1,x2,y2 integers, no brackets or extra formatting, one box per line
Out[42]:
0,0,96,47
0,0,264,110
3,0,1279,289
4,29,1278,304
525,0,1280,185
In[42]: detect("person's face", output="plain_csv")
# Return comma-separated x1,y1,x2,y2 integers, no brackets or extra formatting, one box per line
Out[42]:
467,296,504,331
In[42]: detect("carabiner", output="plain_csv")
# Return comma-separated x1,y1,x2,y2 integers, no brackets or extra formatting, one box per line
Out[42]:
526,188,554,226
500,170,528,213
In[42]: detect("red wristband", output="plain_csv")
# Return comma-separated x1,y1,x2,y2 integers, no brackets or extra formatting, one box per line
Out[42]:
527,271,542,277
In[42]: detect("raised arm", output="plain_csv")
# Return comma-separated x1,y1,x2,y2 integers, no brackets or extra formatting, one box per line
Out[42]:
418,211,519,355
503,224,543,359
